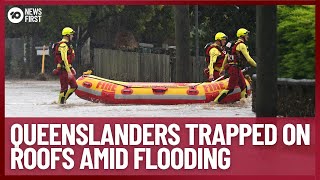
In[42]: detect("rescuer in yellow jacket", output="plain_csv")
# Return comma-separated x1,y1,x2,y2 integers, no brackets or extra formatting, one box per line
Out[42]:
204,32,228,81
207,32,228,81
52,27,78,104
214,28,257,103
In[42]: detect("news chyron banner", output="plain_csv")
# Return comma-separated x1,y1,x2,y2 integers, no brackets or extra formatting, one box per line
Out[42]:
5,118,314,175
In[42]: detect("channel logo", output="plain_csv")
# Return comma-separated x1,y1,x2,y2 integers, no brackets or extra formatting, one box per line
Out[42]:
7,7,24,24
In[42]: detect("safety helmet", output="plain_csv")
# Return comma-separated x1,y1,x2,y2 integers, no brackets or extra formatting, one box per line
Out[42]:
62,27,75,36
237,28,250,38
215,32,228,41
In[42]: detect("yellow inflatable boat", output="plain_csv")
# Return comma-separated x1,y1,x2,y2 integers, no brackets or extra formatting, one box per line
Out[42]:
75,75,251,105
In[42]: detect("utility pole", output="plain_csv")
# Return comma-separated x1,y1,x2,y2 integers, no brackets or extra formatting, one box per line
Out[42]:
256,5,277,117
174,5,192,82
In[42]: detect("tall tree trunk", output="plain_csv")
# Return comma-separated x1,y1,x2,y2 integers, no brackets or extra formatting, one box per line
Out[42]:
194,5,200,82
174,6,192,82
256,6,277,117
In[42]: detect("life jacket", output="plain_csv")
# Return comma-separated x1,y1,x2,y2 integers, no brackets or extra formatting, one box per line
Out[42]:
204,42,226,68
228,40,247,68
52,41,75,65
225,41,235,55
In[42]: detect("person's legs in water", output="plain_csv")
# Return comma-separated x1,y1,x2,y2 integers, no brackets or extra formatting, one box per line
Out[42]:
64,75,78,102
58,91,66,104
238,71,247,99
214,66,239,103
58,70,68,104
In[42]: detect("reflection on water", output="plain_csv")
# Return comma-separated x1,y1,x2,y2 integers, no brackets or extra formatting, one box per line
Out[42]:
5,80,255,117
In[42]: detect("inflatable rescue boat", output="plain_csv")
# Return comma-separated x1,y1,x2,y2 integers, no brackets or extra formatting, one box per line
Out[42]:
75,75,252,105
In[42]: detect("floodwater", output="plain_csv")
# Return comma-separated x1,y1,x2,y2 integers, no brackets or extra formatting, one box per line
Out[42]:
5,80,256,117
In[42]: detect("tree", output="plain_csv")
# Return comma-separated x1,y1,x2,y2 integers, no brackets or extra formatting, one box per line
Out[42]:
85,6,172,49
6,6,94,77
190,5,256,56
6,6,93,44
143,6,175,45
174,6,192,82
256,6,277,117
6,5,259,79
277,5,315,79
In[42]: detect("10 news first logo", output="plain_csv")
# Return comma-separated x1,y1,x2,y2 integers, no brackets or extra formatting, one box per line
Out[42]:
7,7,42,24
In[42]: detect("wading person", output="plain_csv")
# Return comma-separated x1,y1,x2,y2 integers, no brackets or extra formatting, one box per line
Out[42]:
214,28,257,103
204,32,228,81
52,27,77,104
